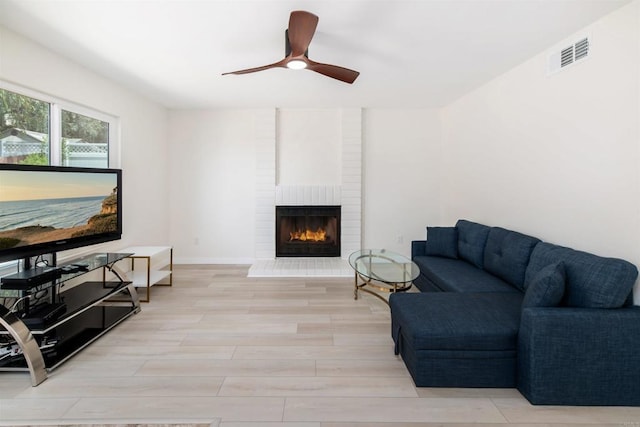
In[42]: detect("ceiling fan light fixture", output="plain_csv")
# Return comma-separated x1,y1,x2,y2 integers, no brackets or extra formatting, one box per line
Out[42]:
286,59,307,70
222,11,359,83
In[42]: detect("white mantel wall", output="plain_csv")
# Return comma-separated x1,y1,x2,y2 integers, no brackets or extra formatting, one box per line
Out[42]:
258,108,363,260
277,109,341,185
249,107,363,273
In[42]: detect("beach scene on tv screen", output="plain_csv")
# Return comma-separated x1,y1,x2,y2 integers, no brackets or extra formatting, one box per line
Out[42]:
0,171,118,251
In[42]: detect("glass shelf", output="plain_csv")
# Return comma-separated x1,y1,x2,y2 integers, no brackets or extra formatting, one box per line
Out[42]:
0,252,132,294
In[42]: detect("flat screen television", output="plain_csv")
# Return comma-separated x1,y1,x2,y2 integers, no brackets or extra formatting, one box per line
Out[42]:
0,164,122,263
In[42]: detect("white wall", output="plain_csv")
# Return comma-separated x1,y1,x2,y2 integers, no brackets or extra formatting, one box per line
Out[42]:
0,25,170,255
168,109,260,263
441,1,639,301
363,109,443,256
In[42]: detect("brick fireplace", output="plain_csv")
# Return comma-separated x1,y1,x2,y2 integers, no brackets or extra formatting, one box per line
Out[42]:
253,109,362,262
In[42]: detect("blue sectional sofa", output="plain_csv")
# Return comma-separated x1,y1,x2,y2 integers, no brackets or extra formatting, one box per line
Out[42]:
389,219,640,406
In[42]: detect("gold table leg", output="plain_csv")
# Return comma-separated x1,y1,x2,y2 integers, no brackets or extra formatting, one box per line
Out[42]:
353,272,411,306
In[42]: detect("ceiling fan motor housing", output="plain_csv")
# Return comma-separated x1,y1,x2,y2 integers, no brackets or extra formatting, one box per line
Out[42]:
285,29,308,58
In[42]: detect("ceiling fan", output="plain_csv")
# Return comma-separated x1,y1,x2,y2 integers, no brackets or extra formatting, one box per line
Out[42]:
222,10,360,84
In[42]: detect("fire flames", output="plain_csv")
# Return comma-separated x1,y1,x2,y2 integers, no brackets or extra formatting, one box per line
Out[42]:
289,228,327,242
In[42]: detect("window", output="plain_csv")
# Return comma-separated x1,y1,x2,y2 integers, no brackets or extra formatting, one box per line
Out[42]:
61,110,109,168
0,89,50,165
0,85,116,168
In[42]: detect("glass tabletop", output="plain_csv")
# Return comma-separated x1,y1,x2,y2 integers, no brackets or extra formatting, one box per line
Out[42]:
348,249,420,284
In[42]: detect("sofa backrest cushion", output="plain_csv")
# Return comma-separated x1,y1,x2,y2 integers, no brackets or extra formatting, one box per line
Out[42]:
524,242,638,308
522,261,565,308
456,220,490,269
425,226,458,259
483,227,541,291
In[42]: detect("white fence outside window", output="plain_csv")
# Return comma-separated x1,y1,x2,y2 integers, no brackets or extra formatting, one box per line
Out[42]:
0,140,108,167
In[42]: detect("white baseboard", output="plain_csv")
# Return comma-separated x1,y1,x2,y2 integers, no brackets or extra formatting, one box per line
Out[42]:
173,257,255,265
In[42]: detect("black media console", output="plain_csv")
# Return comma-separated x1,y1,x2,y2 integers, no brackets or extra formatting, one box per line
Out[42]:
0,252,140,386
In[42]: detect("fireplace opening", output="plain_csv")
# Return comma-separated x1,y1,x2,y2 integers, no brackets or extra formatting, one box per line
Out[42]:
276,206,341,257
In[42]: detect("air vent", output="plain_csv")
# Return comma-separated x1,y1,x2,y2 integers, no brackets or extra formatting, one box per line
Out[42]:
561,46,574,67
548,36,590,75
574,37,589,60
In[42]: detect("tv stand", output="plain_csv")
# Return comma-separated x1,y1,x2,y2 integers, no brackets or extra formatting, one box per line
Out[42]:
0,252,140,386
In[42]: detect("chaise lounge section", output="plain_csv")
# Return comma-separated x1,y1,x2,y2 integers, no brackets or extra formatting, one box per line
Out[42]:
389,219,640,406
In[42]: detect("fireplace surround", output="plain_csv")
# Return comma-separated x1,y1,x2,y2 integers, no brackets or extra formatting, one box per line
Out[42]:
253,109,362,262
276,206,341,257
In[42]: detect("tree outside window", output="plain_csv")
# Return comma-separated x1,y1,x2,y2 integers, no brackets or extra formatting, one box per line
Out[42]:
0,88,110,168
0,88,50,165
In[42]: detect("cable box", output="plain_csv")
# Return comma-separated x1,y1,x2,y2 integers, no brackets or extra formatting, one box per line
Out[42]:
21,302,67,329
0,267,61,290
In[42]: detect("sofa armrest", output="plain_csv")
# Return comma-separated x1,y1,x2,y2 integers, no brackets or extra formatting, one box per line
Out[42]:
412,240,427,258
518,306,640,405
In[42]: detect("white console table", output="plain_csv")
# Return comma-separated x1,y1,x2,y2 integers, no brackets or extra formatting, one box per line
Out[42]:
119,246,173,302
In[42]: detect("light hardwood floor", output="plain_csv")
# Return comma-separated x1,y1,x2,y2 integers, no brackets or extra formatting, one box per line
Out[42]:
1,264,640,426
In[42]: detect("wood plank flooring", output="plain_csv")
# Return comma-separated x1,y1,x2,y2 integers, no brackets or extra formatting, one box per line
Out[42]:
1,264,640,426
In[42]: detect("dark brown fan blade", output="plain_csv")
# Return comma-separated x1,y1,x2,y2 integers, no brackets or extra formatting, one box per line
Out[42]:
222,59,287,76
306,60,360,84
288,11,318,57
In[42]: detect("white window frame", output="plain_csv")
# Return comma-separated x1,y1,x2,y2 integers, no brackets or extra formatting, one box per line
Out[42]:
0,80,120,168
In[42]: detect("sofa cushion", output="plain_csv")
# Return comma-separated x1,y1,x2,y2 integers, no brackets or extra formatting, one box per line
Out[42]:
483,227,540,291
424,226,458,259
390,292,523,351
522,262,565,308
524,242,638,308
413,256,520,293
456,220,491,269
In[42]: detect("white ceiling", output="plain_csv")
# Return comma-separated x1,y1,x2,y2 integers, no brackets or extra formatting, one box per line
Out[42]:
0,0,630,109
